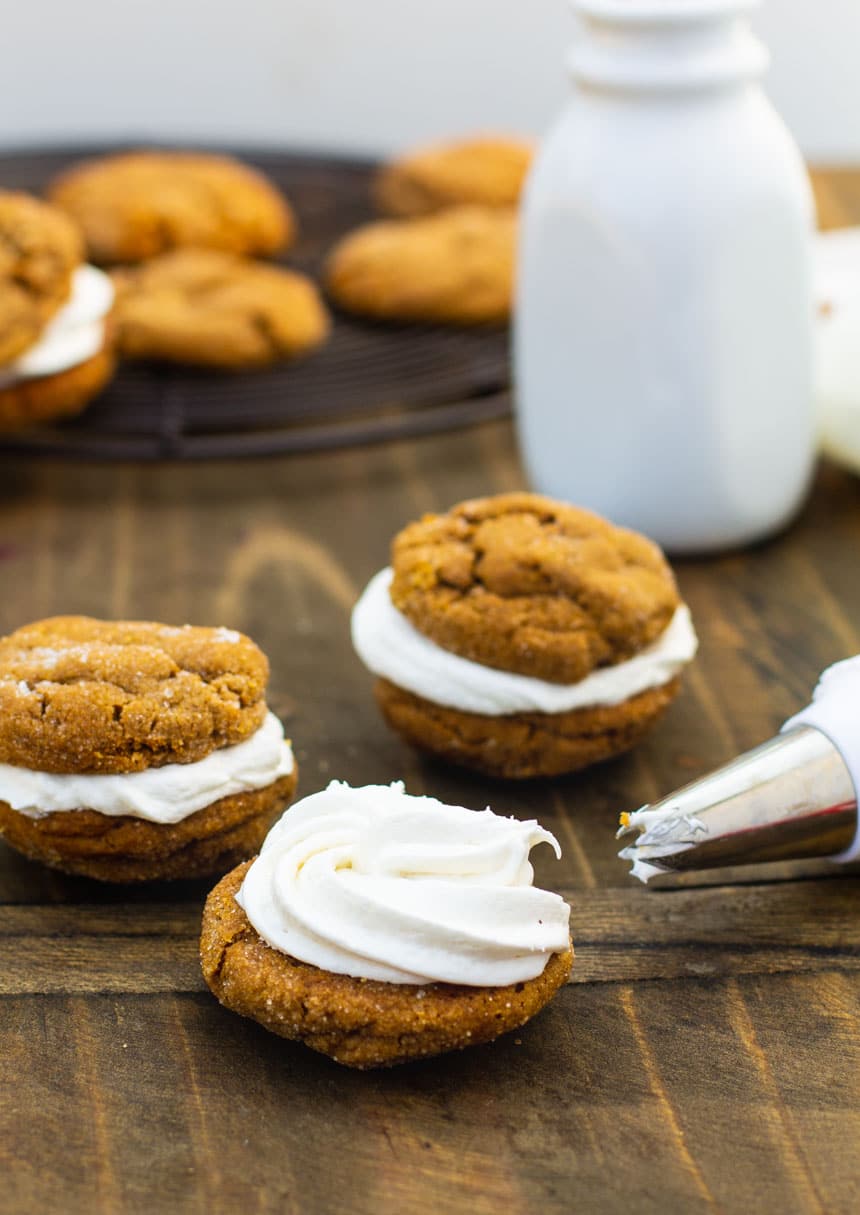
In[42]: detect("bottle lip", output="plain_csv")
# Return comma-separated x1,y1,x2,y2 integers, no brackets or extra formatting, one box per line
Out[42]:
569,0,768,93
574,0,760,25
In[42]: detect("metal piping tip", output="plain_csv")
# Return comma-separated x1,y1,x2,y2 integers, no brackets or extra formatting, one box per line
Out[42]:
617,725,857,883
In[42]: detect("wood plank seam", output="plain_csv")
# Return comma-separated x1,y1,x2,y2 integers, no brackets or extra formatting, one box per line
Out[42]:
724,978,829,1214
618,985,717,1209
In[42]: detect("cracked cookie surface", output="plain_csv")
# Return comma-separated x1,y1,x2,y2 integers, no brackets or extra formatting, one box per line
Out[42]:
200,860,573,1069
390,492,680,684
325,206,515,325
375,136,533,218
47,151,295,264
110,249,329,368
0,771,297,882
0,191,83,365
0,616,269,773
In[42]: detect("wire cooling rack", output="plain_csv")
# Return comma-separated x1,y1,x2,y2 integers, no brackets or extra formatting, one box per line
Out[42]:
0,147,511,459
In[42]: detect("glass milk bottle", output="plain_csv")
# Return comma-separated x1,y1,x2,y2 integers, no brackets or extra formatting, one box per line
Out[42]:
514,0,815,552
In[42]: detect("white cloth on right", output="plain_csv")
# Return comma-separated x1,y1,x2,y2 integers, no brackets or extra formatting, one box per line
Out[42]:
816,228,860,475
782,655,860,862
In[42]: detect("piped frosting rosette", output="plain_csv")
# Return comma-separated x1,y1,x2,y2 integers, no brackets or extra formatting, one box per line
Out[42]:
237,781,571,986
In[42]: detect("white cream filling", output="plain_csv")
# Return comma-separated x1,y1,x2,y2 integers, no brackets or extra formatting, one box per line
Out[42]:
351,567,698,716
237,781,571,986
0,711,293,825
0,265,113,388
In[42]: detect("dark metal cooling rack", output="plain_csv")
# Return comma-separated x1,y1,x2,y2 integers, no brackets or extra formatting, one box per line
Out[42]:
0,147,511,460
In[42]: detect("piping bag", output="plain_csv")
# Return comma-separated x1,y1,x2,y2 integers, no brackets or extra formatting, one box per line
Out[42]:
617,657,860,882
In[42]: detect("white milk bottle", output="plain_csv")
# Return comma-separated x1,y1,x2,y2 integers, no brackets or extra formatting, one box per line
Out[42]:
514,0,815,552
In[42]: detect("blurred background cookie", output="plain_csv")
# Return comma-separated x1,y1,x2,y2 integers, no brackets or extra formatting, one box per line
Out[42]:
0,191,115,431
0,616,298,881
352,492,698,778
375,135,533,217
47,150,295,264
325,205,515,325
0,191,82,362
110,249,329,369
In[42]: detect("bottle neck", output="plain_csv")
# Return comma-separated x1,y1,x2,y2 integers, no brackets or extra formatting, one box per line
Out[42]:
569,0,767,96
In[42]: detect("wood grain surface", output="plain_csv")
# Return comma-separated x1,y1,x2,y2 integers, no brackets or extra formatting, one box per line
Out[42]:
1,170,860,1215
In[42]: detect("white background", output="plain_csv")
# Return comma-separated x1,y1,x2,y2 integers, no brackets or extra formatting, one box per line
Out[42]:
3,0,857,161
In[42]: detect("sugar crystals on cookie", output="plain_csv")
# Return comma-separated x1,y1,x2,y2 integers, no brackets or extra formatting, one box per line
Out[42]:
0,616,298,881
200,781,572,1068
352,492,698,778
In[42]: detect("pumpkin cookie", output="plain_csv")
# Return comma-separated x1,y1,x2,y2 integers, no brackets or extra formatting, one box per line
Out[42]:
352,493,698,778
375,135,533,218
0,193,116,431
0,191,83,364
0,346,115,432
109,249,329,369
0,616,297,881
201,783,572,1068
325,206,515,326
0,772,297,883
48,151,295,264
0,616,270,773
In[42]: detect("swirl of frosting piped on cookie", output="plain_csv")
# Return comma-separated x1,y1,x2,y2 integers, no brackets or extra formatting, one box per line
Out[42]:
236,781,571,986
352,568,698,716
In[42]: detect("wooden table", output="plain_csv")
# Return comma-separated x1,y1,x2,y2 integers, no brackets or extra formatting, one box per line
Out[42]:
2,173,860,1215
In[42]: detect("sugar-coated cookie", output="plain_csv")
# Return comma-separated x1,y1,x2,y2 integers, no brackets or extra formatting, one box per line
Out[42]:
375,136,533,218
201,783,572,1068
0,773,297,884
325,206,515,326
0,616,297,881
373,677,682,781
352,493,698,778
110,249,329,369
48,151,295,264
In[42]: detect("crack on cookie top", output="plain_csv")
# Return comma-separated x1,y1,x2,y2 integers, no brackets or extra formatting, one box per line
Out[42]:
109,249,328,369
389,493,680,684
0,616,269,774
47,152,294,265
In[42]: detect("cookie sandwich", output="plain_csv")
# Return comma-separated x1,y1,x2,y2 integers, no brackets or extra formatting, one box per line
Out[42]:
48,150,295,264
375,135,533,218
110,249,329,369
0,192,115,432
352,493,698,779
0,617,297,882
325,206,515,326
201,781,572,1068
